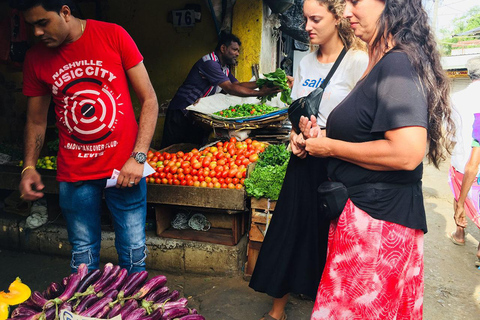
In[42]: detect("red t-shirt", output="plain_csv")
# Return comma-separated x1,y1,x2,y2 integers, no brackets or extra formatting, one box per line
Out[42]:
23,20,143,182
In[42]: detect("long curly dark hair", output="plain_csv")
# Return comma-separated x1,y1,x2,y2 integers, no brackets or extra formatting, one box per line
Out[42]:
371,0,454,168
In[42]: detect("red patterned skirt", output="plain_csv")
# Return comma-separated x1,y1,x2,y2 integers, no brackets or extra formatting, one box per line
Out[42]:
311,200,424,320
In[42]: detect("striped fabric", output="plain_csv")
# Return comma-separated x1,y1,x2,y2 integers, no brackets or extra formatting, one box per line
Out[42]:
311,200,424,320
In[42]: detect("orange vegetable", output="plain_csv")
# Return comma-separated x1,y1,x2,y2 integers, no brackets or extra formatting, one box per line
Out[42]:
0,277,31,306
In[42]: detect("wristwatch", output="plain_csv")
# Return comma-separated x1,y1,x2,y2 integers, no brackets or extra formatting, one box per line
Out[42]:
131,151,147,164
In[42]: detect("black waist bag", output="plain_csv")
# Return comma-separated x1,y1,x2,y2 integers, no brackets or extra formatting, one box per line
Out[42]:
317,181,348,220
318,181,415,220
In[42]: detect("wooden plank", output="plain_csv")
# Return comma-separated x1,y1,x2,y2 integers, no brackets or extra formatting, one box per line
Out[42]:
245,240,263,276
155,206,174,236
248,222,266,242
159,227,236,246
146,184,246,211
250,197,276,211
0,165,247,211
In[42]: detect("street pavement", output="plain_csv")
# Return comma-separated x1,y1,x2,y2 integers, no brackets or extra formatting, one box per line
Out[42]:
1,160,480,319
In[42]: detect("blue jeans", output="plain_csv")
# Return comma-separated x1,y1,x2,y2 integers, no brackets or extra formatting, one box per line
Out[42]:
59,178,147,273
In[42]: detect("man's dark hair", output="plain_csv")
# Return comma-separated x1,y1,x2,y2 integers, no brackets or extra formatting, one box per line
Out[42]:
10,0,77,14
215,32,241,51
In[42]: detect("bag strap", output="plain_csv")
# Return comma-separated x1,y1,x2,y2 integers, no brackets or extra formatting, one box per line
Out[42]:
319,47,347,90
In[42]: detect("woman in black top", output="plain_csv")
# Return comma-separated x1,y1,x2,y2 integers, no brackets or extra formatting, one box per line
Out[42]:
301,0,454,319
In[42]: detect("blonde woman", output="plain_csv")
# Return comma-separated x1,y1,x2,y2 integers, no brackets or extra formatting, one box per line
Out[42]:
248,0,367,319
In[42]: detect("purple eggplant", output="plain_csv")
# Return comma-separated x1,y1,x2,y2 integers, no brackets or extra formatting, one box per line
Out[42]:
161,307,188,320
132,275,167,300
144,286,169,303
11,306,38,318
74,294,97,313
94,265,121,294
29,291,53,310
76,269,102,294
162,298,188,311
20,299,43,312
42,307,55,320
124,307,146,320
107,303,122,318
118,299,138,319
101,289,118,300
45,282,64,300
189,309,198,314
94,304,111,319
79,297,113,317
118,271,148,300
58,301,73,312
178,315,205,320
97,268,127,297
108,268,129,291
6,307,54,320
155,290,179,304
53,273,81,304
76,263,89,280
139,308,163,320
62,277,68,287
92,263,114,288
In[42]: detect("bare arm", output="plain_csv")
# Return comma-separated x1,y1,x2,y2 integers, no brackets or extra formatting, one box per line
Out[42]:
117,62,158,188
219,80,280,97
305,126,427,171
455,146,480,227
19,95,51,200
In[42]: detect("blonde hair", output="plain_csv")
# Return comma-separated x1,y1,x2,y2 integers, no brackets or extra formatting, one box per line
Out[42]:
312,0,366,51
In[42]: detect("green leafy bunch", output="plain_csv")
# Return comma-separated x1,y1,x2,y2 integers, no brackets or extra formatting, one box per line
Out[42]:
256,68,292,105
244,144,290,200
256,143,290,168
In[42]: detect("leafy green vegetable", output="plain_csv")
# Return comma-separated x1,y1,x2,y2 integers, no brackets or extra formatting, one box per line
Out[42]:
244,160,289,200
256,144,290,168
213,103,278,118
245,144,291,200
256,68,292,105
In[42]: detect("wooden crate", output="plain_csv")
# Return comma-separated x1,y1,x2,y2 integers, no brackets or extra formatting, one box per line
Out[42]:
248,198,276,242
155,205,247,246
245,240,262,276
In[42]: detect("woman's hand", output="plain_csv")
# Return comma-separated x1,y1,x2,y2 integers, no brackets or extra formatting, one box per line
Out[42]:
290,131,307,159
454,200,468,228
299,115,320,139
305,136,332,158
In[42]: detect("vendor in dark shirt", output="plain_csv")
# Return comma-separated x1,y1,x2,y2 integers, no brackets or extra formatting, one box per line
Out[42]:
161,33,279,148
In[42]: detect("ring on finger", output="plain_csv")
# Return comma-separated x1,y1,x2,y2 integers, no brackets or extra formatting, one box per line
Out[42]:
129,181,135,185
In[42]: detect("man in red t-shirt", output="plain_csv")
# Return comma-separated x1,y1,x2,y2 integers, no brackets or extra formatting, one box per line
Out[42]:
16,0,158,273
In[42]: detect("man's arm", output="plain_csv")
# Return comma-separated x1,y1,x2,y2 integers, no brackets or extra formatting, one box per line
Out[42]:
219,80,280,97
19,95,51,200
117,62,158,188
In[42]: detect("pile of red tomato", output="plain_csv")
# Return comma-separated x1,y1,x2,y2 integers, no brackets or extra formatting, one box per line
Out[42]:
146,137,266,189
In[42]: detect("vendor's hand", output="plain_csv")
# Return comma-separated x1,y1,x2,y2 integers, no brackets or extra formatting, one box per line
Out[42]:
117,158,144,188
257,85,281,97
299,115,320,139
290,131,307,159
305,136,332,158
19,169,45,201
454,201,468,228
286,76,294,89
